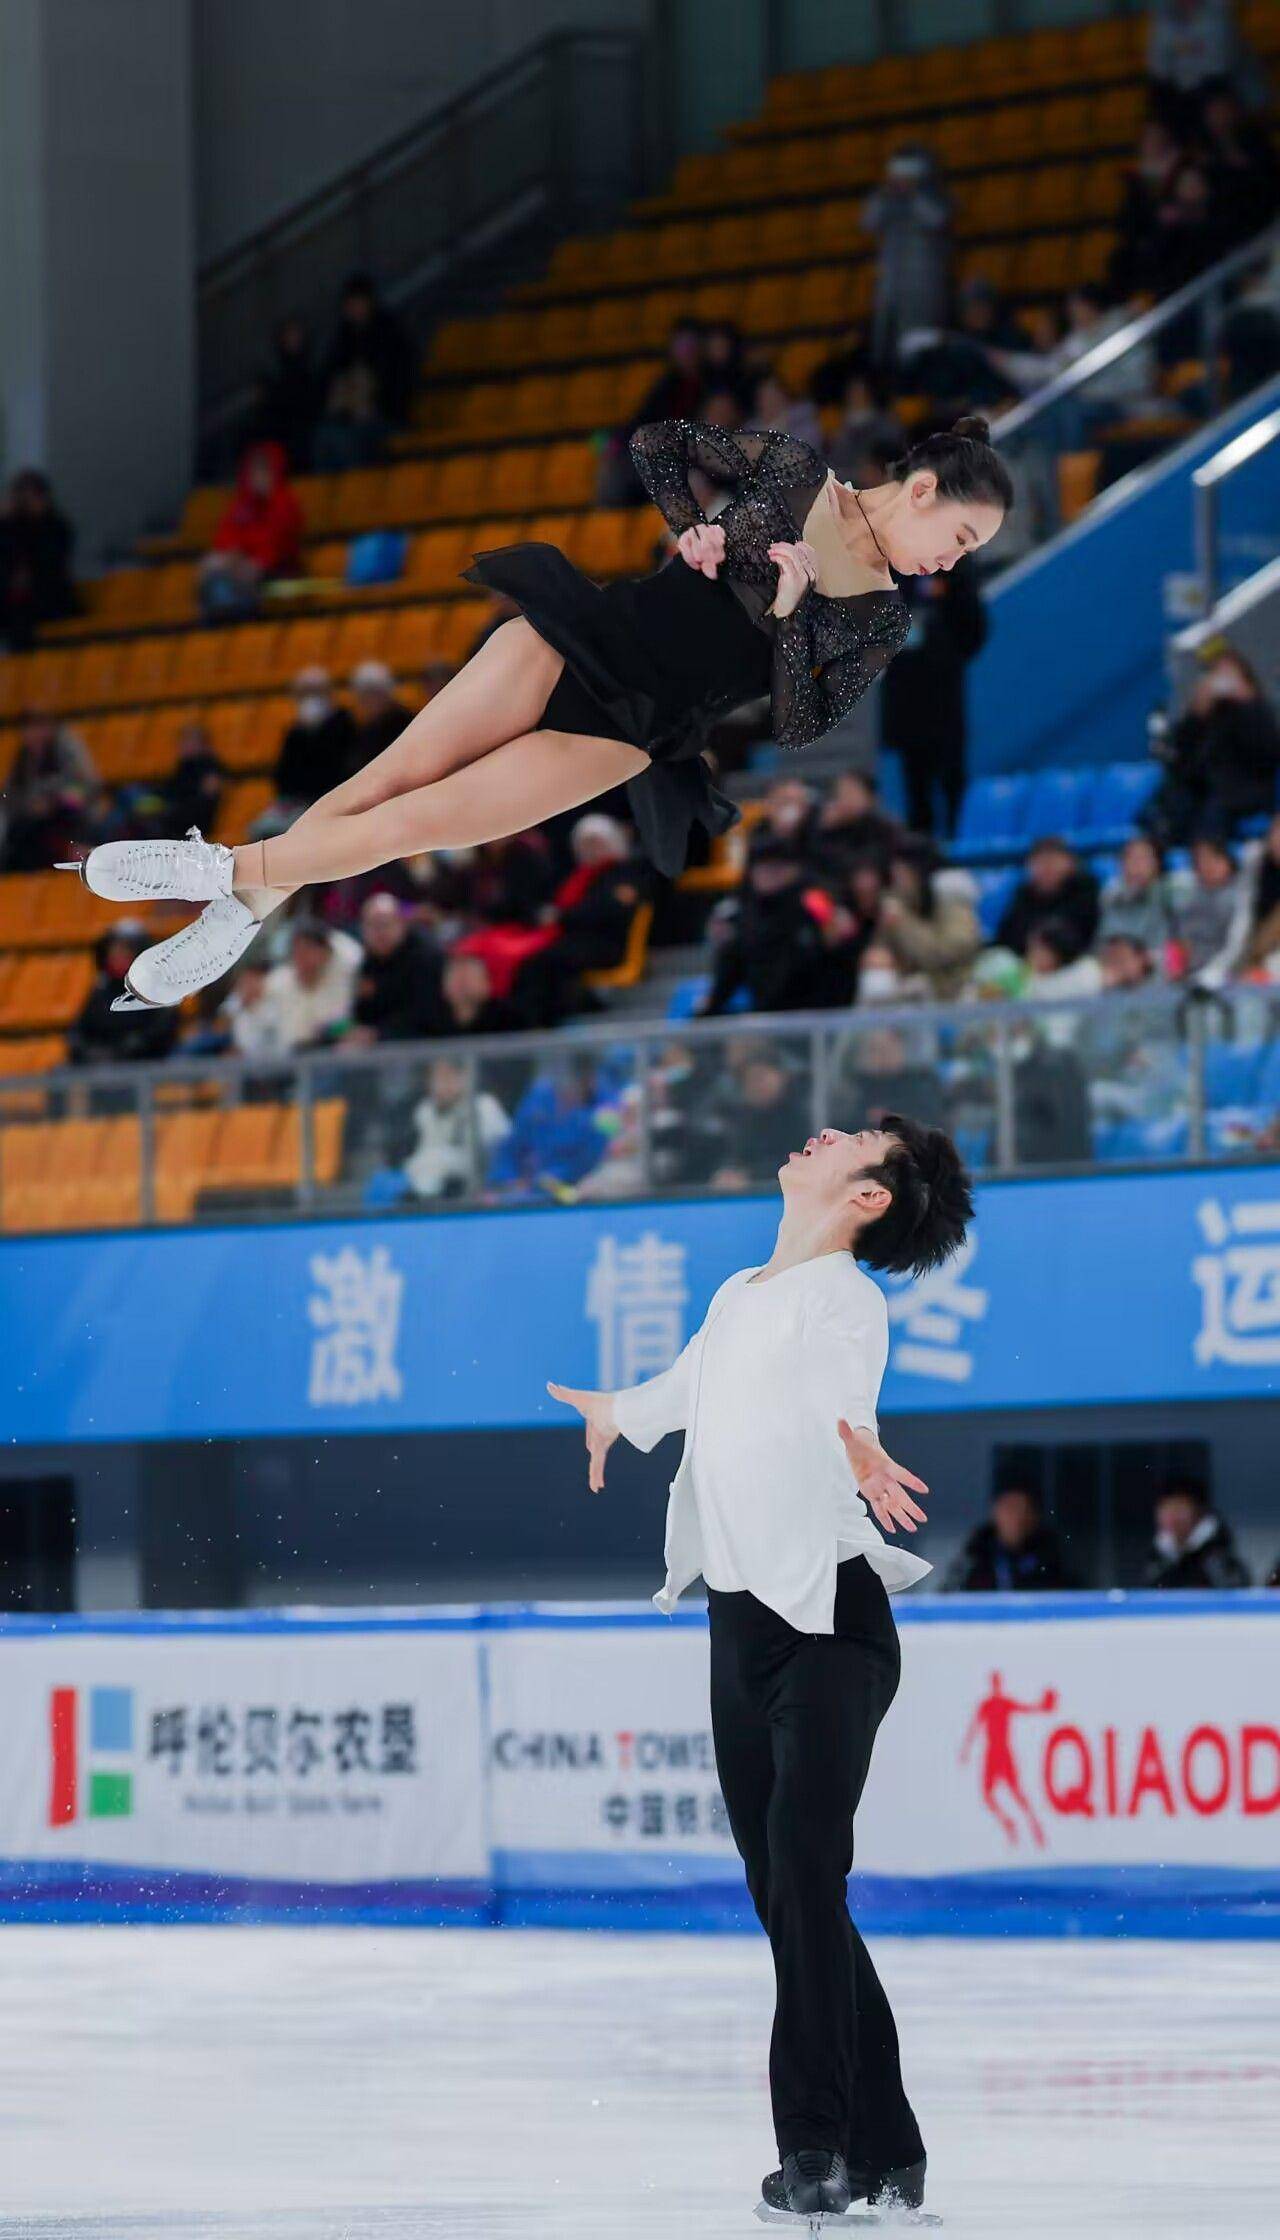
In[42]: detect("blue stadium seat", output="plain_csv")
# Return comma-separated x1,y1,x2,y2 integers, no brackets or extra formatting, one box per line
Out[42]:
666,977,751,1018
1087,761,1161,841
975,865,1019,940
1203,1042,1264,1108
1023,766,1093,843
952,774,1029,861
1251,1039,1280,1108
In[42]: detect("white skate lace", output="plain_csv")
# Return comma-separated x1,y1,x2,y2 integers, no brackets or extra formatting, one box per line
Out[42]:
125,828,231,900
135,897,254,995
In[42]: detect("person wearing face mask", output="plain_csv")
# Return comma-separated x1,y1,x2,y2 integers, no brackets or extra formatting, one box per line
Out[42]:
267,669,360,825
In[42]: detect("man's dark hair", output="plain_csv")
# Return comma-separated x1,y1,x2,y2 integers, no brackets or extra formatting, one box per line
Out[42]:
853,1113,973,1278
1159,1472,1208,1509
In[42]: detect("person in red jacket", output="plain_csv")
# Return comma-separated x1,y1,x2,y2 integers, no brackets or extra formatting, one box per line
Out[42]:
198,441,304,623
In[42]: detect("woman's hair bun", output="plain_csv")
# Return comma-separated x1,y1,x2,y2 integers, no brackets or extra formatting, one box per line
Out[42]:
950,414,991,444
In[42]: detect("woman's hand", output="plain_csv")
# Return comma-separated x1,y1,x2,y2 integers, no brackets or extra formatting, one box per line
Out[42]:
837,1420,929,1535
675,523,726,579
546,1383,620,1492
766,540,819,618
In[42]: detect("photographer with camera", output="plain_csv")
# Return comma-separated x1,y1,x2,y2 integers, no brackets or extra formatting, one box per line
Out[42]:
1141,643,1280,848
863,145,953,375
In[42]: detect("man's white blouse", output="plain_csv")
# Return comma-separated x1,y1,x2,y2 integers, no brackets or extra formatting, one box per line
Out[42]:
612,1250,931,1634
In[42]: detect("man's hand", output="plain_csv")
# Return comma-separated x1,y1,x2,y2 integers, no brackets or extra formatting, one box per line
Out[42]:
675,523,726,579
837,1420,929,1535
547,1383,619,1492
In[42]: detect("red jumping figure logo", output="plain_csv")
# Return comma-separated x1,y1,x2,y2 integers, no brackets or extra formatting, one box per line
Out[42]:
960,1670,1058,1848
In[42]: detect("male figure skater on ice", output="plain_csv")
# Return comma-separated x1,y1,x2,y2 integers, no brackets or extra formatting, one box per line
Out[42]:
550,1118,971,2228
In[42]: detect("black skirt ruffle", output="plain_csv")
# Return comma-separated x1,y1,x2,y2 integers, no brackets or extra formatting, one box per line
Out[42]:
461,543,765,878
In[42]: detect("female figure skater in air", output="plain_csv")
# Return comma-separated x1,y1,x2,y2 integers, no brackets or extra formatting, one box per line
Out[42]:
61,415,1011,1007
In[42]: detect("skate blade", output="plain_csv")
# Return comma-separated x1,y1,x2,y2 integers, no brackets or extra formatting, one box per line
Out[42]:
754,2209,941,2231
110,980,165,1014
54,859,86,881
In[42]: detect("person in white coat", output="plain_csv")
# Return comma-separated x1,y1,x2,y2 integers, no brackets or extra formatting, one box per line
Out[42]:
550,1114,972,2226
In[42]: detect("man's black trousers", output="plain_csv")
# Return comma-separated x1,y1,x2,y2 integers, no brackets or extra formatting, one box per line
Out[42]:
706,1554,925,2169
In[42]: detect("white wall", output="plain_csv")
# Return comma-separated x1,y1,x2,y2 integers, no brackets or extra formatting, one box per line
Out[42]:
194,0,651,265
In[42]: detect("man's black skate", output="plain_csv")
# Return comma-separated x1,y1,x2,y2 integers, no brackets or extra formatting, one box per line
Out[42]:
756,2149,940,2228
754,2148,852,2226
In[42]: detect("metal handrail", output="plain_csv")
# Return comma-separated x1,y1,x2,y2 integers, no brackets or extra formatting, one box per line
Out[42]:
0,980,1250,1227
993,217,1280,444
1192,401,1280,609
198,29,640,297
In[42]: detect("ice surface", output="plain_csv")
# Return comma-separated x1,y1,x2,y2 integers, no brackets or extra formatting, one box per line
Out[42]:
0,1928,1274,2237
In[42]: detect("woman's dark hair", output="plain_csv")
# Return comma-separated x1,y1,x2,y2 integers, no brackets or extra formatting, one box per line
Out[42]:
891,414,1014,516
854,1113,974,1279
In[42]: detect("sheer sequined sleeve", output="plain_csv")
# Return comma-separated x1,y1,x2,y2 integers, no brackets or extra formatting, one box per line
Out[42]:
771,597,912,752
628,420,780,536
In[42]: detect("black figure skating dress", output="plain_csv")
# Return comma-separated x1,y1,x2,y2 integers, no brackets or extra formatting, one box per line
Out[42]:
461,420,909,876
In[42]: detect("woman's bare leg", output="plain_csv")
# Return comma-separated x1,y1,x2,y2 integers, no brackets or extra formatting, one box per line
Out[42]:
231,616,569,911
243,725,649,888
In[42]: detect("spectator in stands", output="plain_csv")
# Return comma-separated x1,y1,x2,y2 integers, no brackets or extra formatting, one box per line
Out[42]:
348,660,411,776
404,1053,511,1202
0,711,98,870
68,921,178,1068
863,145,953,372
199,441,304,623
468,829,557,925
1024,919,1106,1011
897,275,1027,416
1147,0,1239,138
987,283,1155,439
1221,237,1280,399
996,837,1100,961
255,917,360,1052
1235,814,1280,976
750,367,823,453
945,1486,1075,1593
487,1056,614,1199
812,769,902,879
705,1045,812,1191
1143,1472,1251,1588
832,1021,947,1134
1098,930,1158,992
879,557,987,838
701,320,753,415
1169,833,1242,978
598,319,704,504
1141,647,1280,846
1097,835,1175,957
509,814,647,1027
422,950,524,1039
1198,88,1279,250
825,362,908,485
251,316,319,470
1150,157,1224,301
747,776,818,869
1084,936,1175,1118
850,936,931,1007
0,469,77,650
878,847,983,1000
346,891,441,1044
701,844,862,1015
1109,121,1185,298
312,271,414,471
161,720,225,841
267,667,359,824
1010,1018,1093,1164
223,960,286,1059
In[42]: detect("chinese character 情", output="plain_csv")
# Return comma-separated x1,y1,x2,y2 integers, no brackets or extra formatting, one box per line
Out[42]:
586,1233,688,1389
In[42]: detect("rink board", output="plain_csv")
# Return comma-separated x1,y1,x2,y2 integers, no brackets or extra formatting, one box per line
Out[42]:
0,1594,1276,1936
